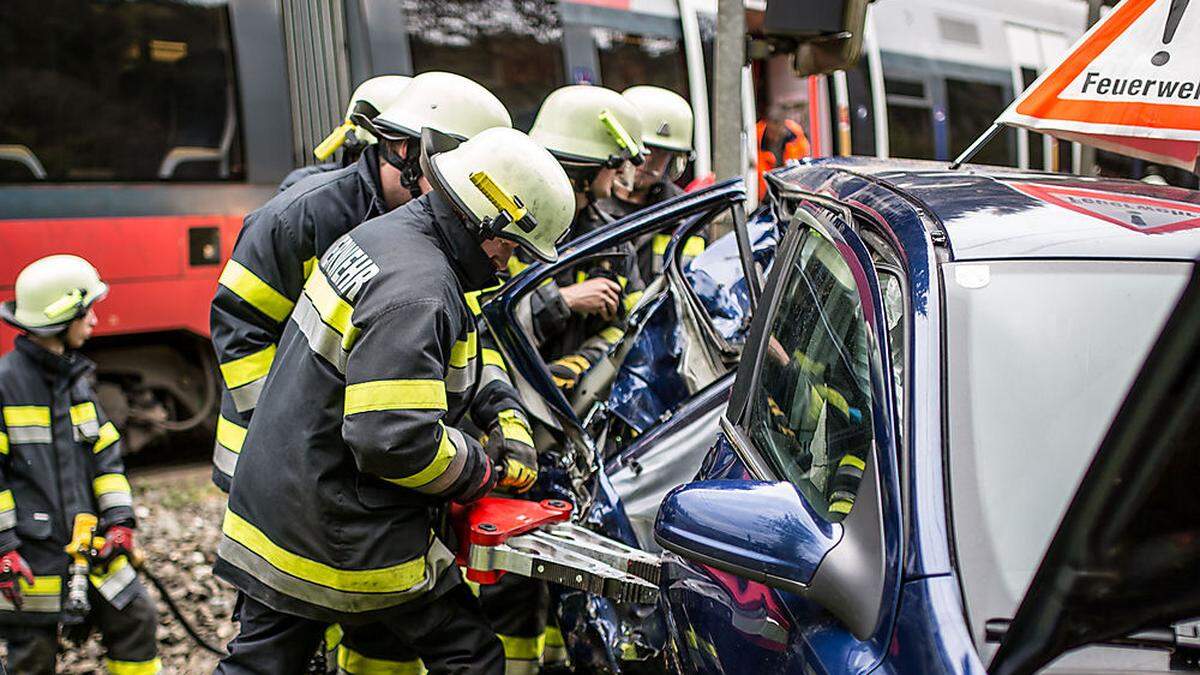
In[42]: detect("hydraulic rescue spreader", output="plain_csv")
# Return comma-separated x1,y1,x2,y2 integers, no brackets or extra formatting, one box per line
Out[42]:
451,497,660,604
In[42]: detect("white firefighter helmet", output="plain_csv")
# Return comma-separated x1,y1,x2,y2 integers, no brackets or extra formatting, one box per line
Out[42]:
363,72,512,143
622,85,694,154
0,255,109,335
529,85,646,167
314,75,412,160
424,127,574,263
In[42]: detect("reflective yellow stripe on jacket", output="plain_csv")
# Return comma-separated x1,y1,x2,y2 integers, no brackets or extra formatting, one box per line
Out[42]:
2,405,51,445
219,260,295,323
94,473,133,511
0,575,61,612
104,657,163,675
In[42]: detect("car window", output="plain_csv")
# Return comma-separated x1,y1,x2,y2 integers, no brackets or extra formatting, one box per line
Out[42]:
878,271,904,433
746,228,875,522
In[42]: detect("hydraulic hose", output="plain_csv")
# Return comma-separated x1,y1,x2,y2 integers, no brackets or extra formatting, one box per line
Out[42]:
136,563,226,656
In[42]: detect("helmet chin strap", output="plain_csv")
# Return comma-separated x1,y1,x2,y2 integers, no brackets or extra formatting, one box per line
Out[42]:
382,139,425,200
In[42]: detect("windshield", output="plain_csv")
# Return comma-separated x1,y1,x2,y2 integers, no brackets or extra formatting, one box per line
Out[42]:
945,259,1192,664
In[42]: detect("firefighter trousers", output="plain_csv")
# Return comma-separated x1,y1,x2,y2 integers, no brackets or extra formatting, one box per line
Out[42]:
0,579,159,675
479,574,550,674
216,584,505,674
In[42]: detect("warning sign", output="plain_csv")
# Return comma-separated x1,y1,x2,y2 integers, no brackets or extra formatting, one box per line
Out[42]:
1008,181,1200,234
998,0,1200,172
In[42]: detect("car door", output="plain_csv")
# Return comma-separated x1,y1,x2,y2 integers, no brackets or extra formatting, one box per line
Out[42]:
654,202,905,674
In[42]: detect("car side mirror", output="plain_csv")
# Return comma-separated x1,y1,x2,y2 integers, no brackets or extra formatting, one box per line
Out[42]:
655,480,840,591
654,477,884,640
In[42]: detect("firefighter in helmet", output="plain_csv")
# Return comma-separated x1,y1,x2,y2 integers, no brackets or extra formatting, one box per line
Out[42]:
277,75,413,192
604,85,706,279
0,256,159,674
211,126,573,673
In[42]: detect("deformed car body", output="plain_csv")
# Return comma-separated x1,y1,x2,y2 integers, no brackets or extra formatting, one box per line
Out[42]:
483,158,1200,673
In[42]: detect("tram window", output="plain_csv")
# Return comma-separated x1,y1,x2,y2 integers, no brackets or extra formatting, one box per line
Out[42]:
404,0,565,131
593,28,689,98
946,78,1013,167
0,0,242,183
887,106,935,160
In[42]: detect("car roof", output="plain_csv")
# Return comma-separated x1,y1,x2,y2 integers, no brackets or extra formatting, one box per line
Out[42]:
790,157,1200,262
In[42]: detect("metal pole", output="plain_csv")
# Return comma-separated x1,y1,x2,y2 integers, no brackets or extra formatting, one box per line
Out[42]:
713,0,746,182
1079,0,1104,176
950,123,1003,170
833,70,852,156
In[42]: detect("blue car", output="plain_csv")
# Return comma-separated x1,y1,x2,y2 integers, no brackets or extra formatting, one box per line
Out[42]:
485,159,1200,673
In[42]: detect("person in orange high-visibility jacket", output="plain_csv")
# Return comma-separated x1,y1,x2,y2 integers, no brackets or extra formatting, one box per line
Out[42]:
756,107,811,197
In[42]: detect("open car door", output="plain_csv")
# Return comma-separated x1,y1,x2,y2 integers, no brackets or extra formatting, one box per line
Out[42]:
990,261,1200,675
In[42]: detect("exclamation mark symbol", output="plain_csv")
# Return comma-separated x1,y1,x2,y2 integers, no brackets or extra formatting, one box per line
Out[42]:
1152,0,1190,66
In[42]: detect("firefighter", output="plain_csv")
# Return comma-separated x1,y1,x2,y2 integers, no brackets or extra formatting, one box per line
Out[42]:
603,85,706,279
212,126,573,673
526,84,648,394
210,71,511,494
755,105,810,197
0,255,159,675
278,75,412,192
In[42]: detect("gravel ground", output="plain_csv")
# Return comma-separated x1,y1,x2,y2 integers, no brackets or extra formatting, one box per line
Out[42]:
54,465,235,674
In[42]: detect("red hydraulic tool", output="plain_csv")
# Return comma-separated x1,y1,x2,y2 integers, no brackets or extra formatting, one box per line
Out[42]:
451,497,660,604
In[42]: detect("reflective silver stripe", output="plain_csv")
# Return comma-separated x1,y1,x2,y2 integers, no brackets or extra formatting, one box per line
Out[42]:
8,427,52,444
445,359,477,395
0,593,60,613
505,661,540,675
93,563,136,602
0,511,14,530
543,644,568,664
217,535,455,614
414,427,470,496
479,364,511,390
72,419,100,442
213,441,239,478
98,491,133,511
292,293,350,372
230,377,266,413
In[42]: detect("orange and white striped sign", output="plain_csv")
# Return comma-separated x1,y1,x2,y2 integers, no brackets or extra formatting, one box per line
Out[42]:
998,0,1199,172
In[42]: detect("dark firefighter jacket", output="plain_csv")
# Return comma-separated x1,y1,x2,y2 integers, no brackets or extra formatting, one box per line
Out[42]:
598,180,707,280
521,202,646,380
0,337,138,625
278,161,339,193
209,148,387,491
214,191,523,625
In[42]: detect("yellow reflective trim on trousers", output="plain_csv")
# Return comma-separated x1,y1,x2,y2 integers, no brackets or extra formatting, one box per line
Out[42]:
384,423,456,488
104,657,163,675
482,348,507,371
0,431,7,456
839,454,866,471
652,233,671,256
337,644,424,674
0,490,13,512
305,268,360,349
497,409,534,447
217,415,247,454
219,260,295,323
599,326,624,344
219,344,277,389
70,402,97,426
94,473,131,496
344,380,447,416
499,633,545,661
3,406,50,427
545,626,565,647
94,421,120,454
222,510,427,593
303,256,318,280
449,331,478,368
683,236,706,258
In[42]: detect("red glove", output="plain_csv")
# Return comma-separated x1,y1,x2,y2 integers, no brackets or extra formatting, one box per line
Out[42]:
99,526,136,561
0,550,35,610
